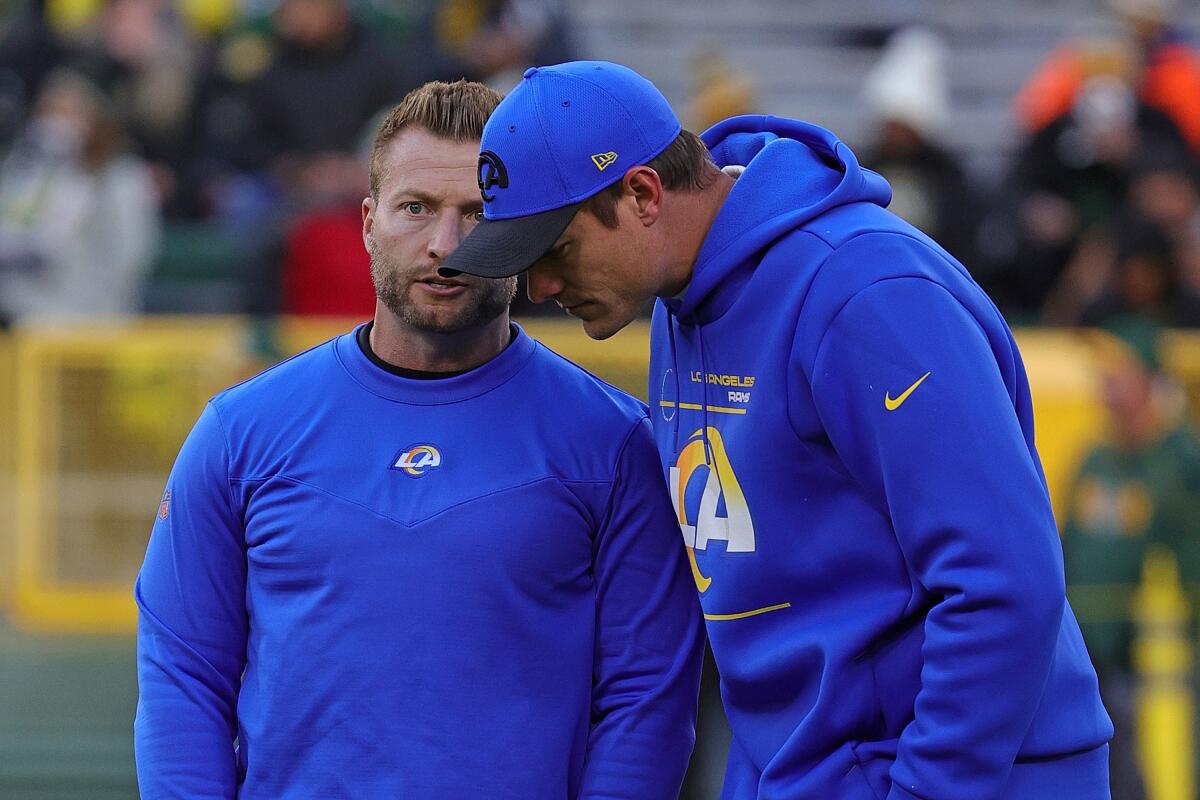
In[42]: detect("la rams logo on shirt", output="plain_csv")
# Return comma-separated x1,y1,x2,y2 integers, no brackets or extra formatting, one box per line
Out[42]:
392,444,442,477
669,427,755,593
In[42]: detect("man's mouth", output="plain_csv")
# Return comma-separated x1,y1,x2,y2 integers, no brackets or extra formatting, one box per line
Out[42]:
418,276,469,296
561,300,592,317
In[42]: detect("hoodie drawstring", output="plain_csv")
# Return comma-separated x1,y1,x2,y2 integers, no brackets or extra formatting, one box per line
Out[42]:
666,308,682,458
696,324,714,470
666,306,714,468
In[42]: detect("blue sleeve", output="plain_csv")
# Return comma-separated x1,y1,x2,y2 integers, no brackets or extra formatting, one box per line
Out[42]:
579,417,705,799
134,402,247,798
808,277,1064,800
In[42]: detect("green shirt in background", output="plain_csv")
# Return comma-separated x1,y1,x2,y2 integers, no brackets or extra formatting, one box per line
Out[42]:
1063,425,1200,670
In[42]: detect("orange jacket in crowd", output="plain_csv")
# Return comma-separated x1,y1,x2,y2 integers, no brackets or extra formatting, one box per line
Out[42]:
1016,38,1200,154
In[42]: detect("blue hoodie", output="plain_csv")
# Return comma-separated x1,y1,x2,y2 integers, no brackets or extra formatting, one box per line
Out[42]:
648,116,1113,800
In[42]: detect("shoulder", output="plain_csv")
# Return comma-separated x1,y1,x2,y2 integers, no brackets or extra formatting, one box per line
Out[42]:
525,340,649,430
796,224,986,340
211,334,343,422
794,205,975,318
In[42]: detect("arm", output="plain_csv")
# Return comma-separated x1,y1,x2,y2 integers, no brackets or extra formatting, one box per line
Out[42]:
134,402,248,798
579,417,706,799
808,276,1064,800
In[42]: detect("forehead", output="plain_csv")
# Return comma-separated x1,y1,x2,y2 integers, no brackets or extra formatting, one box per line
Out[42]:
377,128,481,203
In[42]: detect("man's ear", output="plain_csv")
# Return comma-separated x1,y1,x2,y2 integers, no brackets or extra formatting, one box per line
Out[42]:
362,196,375,250
622,166,664,226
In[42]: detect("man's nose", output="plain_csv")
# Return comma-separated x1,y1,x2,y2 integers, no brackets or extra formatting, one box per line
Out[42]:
427,214,467,262
526,262,562,304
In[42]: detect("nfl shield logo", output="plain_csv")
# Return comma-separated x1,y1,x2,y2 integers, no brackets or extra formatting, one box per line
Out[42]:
158,489,171,520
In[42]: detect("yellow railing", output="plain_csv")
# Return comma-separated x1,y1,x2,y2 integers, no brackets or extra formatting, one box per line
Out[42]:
8,318,247,634
0,317,1197,635
1134,547,1196,800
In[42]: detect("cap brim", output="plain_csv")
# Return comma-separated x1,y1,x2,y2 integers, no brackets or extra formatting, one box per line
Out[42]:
439,202,582,278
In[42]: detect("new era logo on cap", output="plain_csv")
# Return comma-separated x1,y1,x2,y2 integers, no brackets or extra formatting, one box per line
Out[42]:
440,60,681,279
591,151,618,171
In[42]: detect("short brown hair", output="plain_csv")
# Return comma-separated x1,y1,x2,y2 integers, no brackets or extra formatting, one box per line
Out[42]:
368,80,503,197
581,130,719,227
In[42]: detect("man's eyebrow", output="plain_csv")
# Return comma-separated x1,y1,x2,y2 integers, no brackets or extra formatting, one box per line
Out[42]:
391,188,441,205
391,188,482,211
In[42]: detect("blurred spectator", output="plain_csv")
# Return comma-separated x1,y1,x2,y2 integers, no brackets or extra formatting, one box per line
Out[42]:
1016,0,1200,154
279,202,375,316
277,122,375,318
179,0,416,325
199,0,412,217
0,68,160,325
1126,145,1200,296
1062,318,1200,800
1043,147,1200,327
1072,218,1200,327
860,27,982,267
70,0,204,213
686,49,755,133
987,68,1187,320
414,0,575,89
0,0,68,146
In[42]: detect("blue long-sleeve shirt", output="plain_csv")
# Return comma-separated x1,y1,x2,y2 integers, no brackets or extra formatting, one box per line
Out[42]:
649,116,1112,800
135,323,704,798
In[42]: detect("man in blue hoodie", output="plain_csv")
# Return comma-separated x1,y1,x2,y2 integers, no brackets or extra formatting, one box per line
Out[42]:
442,61,1114,800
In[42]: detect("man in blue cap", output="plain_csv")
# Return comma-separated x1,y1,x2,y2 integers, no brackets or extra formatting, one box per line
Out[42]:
442,61,1114,800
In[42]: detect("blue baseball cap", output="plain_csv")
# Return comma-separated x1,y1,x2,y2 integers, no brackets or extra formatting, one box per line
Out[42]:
440,60,681,278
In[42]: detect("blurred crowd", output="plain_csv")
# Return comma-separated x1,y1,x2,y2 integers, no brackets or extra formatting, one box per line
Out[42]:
3,0,1200,333
858,1,1200,332
0,0,575,326
2,0,1200,331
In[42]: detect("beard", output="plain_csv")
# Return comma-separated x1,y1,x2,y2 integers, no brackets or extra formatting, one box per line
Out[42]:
368,240,517,334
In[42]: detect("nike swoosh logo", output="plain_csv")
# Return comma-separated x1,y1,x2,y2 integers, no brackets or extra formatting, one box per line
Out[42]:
686,546,712,593
885,371,931,411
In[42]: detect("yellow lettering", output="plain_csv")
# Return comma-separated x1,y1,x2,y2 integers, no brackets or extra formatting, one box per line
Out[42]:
687,372,757,387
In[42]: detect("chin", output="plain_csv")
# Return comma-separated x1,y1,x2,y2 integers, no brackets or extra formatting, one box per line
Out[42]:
581,315,627,341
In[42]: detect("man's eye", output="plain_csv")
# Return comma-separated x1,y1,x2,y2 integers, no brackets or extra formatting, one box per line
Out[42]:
470,210,484,222
403,202,426,215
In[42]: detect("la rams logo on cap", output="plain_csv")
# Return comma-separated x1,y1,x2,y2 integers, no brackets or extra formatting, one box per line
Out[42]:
477,151,509,202
591,151,618,171
392,444,442,477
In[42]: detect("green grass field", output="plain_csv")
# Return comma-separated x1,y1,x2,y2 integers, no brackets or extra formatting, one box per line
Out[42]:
0,618,728,799
0,619,138,799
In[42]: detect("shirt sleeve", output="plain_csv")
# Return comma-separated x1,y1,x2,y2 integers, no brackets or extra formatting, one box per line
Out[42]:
578,417,706,799
807,277,1065,800
134,401,247,798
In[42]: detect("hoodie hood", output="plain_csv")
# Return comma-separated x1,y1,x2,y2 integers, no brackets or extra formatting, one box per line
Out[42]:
673,115,892,322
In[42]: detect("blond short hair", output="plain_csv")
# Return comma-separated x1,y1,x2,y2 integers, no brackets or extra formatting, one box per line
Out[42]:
368,80,503,198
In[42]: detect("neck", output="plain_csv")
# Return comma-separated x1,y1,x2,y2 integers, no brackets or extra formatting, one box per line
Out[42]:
660,171,735,297
369,303,512,373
